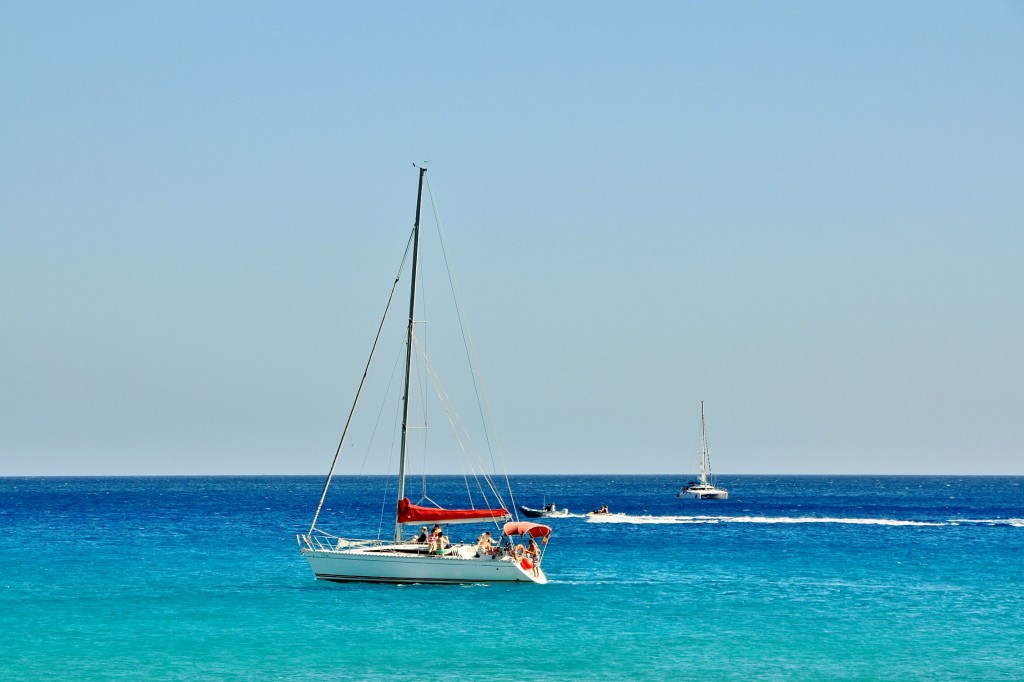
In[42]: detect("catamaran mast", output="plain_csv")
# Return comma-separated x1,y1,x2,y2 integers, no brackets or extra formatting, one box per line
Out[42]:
699,400,709,486
395,166,427,543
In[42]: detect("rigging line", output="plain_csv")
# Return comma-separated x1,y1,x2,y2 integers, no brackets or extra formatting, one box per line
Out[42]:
412,223,431,484
409,339,429,502
308,227,416,536
424,178,513,492
418,335,507,511
407,336,494,513
362,336,405,541
699,402,708,484
425,177,518,518
704,412,715,484
395,329,429,502
376,378,405,543
409,329,432,498
356,333,406,476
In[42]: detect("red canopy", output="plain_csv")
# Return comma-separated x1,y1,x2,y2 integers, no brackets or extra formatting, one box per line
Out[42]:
503,521,552,538
397,498,510,525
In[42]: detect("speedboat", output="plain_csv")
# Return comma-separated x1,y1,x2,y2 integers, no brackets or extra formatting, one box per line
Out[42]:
519,504,570,519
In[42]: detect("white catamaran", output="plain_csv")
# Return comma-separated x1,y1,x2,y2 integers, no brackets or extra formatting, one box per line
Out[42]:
676,401,729,500
298,167,551,584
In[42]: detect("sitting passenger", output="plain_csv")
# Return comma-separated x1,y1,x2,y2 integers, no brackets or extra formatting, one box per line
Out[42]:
429,526,444,553
476,531,495,554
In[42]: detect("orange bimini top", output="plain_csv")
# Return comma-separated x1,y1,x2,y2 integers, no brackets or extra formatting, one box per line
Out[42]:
502,521,552,538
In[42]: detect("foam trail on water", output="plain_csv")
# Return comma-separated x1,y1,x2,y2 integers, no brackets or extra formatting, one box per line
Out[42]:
952,518,1024,528
586,514,1024,527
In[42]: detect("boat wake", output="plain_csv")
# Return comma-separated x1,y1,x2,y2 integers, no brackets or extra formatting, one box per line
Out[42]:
952,518,1024,528
584,513,1024,528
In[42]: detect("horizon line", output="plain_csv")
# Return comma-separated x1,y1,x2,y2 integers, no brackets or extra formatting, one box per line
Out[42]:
3,472,1023,478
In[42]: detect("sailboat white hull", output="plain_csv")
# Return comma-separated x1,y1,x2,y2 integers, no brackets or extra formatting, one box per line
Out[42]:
301,544,547,585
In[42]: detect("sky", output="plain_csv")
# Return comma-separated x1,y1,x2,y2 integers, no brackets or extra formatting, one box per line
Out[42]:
2,2,1022,476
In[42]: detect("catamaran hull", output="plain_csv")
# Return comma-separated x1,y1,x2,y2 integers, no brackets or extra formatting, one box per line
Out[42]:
301,547,547,585
677,487,729,500
679,491,729,500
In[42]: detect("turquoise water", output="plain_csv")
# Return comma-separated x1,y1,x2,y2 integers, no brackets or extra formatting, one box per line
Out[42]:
2,475,1022,680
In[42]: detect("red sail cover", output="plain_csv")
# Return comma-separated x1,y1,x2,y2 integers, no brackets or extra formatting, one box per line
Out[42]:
397,498,510,525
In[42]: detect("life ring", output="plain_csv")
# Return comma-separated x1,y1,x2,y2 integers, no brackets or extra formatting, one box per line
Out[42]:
513,544,526,561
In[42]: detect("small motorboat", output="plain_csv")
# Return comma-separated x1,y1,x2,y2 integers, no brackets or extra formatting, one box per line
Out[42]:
519,503,570,519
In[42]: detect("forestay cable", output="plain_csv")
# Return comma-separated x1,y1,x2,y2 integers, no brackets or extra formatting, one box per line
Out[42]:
308,229,415,536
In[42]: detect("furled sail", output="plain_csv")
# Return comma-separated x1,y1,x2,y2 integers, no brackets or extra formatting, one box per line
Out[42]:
397,498,510,525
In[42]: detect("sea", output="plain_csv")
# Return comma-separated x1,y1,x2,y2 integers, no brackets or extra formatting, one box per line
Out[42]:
1,475,1022,681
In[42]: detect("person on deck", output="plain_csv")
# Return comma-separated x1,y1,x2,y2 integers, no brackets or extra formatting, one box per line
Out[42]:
526,536,541,576
476,531,494,554
431,525,451,554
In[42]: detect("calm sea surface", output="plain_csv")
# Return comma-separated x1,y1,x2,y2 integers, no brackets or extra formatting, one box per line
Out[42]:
1,475,1022,680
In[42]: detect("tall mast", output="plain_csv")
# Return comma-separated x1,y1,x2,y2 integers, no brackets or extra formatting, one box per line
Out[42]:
395,166,427,543
699,400,709,486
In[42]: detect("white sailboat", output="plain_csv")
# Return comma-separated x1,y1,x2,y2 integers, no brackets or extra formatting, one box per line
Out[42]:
298,167,551,584
677,401,729,500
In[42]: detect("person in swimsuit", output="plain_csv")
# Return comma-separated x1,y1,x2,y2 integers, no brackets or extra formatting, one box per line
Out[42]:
526,536,541,576
429,525,444,553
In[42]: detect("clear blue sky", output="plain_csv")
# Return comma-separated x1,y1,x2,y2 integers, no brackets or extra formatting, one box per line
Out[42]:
2,2,1022,475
